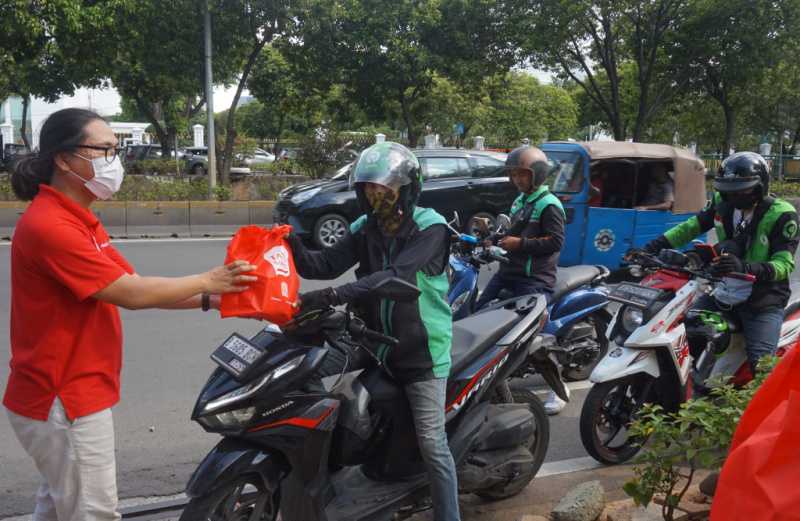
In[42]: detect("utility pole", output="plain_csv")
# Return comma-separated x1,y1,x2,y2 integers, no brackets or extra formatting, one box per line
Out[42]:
204,0,217,196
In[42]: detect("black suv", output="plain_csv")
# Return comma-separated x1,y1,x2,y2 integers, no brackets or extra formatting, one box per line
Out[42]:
274,148,515,248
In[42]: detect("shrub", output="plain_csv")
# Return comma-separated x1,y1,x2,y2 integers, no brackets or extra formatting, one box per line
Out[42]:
213,184,232,201
115,175,209,201
125,159,187,176
623,356,779,521
0,174,13,201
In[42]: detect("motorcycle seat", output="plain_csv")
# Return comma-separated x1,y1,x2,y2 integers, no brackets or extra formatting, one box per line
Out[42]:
785,298,800,319
450,308,521,375
552,266,606,301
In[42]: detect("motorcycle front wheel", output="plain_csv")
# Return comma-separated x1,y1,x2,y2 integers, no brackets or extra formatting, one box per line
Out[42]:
179,475,279,521
579,376,649,464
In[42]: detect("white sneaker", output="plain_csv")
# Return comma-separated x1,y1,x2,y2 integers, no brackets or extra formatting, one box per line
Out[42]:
544,390,567,415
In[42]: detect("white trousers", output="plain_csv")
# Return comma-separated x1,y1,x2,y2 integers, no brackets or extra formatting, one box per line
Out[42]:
6,400,121,521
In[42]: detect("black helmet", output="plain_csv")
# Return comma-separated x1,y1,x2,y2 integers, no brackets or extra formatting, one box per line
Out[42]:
505,146,554,188
714,152,770,198
350,142,421,216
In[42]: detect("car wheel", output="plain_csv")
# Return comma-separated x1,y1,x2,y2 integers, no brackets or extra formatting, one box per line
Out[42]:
466,211,495,236
314,214,349,248
191,164,206,176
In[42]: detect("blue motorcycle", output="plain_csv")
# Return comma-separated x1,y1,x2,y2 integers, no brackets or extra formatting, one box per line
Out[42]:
447,214,612,382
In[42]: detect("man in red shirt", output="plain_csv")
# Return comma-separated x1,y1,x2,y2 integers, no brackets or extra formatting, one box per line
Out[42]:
4,109,255,521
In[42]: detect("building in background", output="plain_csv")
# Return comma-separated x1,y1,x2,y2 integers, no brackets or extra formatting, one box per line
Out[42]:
0,97,32,147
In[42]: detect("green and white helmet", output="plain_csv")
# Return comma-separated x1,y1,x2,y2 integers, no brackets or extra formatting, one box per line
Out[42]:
350,142,422,215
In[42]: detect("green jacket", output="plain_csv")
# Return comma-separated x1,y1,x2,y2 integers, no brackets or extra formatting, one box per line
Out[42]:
292,207,452,382
501,185,566,288
663,193,799,309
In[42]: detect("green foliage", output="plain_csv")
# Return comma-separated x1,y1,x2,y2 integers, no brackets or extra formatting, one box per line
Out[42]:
624,356,779,521
213,184,232,201
296,130,356,179
0,174,14,201
292,0,517,147
115,176,210,201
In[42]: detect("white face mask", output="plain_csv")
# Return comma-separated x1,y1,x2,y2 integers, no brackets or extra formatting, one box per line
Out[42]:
69,153,125,200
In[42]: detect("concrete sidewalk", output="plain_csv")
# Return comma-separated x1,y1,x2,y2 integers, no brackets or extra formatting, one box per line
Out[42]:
0,461,640,521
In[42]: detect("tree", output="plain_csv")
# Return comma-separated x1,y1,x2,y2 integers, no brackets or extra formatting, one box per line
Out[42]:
676,0,800,154
522,0,690,141
482,72,578,144
292,0,518,147
0,1,112,149
213,0,293,184
106,0,244,158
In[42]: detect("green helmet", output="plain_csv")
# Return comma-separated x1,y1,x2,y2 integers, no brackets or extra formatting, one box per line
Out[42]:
350,142,422,215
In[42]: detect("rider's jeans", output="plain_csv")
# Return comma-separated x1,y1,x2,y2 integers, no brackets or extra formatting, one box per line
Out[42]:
6,399,121,521
475,273,552,310
693,295,784,371
405,378,461,521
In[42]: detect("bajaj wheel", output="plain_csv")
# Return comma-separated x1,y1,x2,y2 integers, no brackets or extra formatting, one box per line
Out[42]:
179,475,279,521
579,377,647,464
478,384,549,500
562,310,611,382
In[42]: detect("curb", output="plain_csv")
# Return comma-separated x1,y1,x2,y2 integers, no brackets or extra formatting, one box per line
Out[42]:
0,200,277,240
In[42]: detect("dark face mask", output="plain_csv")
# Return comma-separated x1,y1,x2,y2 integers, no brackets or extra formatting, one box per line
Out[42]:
725,191,760,210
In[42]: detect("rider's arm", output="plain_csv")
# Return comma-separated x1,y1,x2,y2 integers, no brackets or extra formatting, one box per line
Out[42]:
334,224,449,304
747,212,800,282
661,195,719,248
287,232,358,280
519,205,565,255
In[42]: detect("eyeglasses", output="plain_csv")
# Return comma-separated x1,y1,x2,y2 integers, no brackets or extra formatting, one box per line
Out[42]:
76,145,122,164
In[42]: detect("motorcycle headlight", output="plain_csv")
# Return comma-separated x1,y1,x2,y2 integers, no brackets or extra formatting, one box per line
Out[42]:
200,406,256,430
450,291,470,313
291,187,321,205
621,306,644,332
202,354,305,413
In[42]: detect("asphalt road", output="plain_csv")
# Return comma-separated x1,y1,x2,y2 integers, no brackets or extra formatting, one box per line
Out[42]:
0,239,682,516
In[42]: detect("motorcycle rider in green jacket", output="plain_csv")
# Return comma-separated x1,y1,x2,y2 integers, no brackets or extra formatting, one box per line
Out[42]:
288,142,460,521
636,152,799,372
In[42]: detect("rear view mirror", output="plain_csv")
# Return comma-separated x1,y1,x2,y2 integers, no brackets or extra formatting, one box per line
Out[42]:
450,212,461,228
373,277,421,302
496,214,511,233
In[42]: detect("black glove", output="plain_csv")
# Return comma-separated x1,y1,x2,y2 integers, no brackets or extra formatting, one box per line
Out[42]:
624,248,645,262
298,287,340,313
642,235,671,255
710,253,745,275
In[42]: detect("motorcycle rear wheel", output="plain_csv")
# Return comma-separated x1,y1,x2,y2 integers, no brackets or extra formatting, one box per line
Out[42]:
579,377,648,464
179,475,279,521
477,383,550,500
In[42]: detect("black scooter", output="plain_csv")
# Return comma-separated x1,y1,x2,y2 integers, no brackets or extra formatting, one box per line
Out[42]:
181,278,550,521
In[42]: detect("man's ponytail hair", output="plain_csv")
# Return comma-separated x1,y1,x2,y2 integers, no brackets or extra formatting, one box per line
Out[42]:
10,108,103,201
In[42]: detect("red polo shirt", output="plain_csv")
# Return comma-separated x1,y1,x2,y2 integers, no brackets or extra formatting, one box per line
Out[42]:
3,185,134,421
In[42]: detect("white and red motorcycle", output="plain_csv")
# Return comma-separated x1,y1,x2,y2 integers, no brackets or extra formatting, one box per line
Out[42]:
579,248,800,464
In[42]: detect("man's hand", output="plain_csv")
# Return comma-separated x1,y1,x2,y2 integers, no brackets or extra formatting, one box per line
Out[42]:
295,287,340,313
498,236,522,252
624,248,644,262
710,253,745,275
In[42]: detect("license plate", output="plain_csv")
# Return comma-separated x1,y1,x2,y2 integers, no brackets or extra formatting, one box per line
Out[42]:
211,333,269,381
609,283,663,308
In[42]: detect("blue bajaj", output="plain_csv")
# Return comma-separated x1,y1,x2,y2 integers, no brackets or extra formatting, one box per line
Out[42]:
447,216,611,381
539,141,708,271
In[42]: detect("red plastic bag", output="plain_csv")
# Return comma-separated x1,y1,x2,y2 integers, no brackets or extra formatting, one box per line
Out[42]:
220,224,299,325
711,345,800,521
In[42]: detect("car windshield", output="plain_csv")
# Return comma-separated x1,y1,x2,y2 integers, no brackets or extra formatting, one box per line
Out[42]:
545,151,584,194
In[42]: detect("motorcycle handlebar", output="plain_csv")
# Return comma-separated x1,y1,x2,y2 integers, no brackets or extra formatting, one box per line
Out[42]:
347,318,400,346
